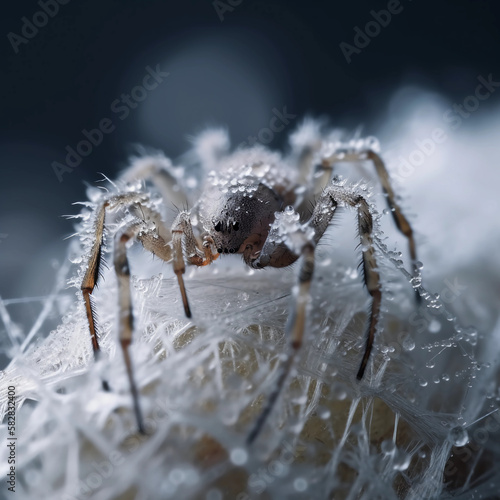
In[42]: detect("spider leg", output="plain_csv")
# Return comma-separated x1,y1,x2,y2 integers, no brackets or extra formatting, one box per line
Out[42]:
247,183,381,443
310,183,382,379
246,236,314,445
119,153,189,210
247,199,328,443
81,193,169,357
114,222,146,434
366,150,417,268
322,149,418,276
81,194,173,429
170,211,220,317
111,214,181,435
81,201,108,355
288,121,324,212
81,190,219,433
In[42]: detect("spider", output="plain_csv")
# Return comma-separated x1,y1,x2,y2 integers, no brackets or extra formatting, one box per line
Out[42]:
79,124,418,444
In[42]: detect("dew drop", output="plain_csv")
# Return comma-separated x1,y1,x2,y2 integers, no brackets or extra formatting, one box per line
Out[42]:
393,451,411,471
381,440,396,455
447,426,469,447
418,378,428,387
429,319,441,333
293,478,308,492
402,337,415,352
319,408,331,420
230,448,248,466
410,276,422,288
170,468,187,486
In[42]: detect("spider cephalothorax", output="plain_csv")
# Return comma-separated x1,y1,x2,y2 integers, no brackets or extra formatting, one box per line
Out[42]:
198,180,283,258
80,125,418,442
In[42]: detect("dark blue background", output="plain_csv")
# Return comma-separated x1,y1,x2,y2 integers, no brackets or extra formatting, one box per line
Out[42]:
1,0,499,299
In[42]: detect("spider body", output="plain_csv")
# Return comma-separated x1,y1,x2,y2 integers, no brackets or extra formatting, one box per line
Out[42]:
80,126,419,443
198,178,282,258
195,157,300,267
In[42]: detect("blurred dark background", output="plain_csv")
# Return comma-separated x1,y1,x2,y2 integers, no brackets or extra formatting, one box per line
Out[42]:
1,0,499,301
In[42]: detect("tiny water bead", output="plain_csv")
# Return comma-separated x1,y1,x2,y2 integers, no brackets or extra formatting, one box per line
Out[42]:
447,426,469,447
293,478,308,492
418,378,428,387
402,337,415,352
230,448,248,466
409,275,422,288
393,450,412,471
428,319,442,333
318,407,331,420
381,440,396,455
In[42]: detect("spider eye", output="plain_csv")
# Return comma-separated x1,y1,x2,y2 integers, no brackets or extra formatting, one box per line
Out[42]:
214,221,222,232
232,221,240,231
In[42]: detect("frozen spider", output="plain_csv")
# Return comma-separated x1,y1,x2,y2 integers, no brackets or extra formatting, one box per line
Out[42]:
79,125,418,443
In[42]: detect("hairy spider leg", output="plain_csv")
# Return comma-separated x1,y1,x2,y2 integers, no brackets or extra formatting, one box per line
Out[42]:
114,222,147,434
171,211,220,317
246,182,381,444
322,149,419,279
82,193,174,431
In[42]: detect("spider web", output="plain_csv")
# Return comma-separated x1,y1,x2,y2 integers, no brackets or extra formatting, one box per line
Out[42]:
2,105,500,500
0,177,499,500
